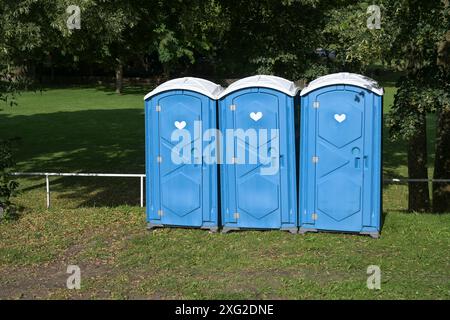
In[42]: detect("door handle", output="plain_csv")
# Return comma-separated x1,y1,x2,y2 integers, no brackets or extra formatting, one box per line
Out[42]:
352,147,361,169
354,157,361,169
364,156,369,169
192,147,201,166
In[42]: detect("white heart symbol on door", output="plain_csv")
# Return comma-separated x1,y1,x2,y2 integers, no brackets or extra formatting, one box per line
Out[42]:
334,114,346,123
174,121,186,130
250,112,263,121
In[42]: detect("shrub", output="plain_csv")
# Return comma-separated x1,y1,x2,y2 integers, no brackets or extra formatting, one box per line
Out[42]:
0,138,19,221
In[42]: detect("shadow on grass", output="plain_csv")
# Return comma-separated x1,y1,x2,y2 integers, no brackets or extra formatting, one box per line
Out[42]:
1,108,145,208
382,130,407,178
27,83,157,97
381,211,388,230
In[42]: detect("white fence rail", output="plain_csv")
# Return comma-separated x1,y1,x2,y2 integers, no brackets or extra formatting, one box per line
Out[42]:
11,172,145,209
10,172,450,209
383,178,450,182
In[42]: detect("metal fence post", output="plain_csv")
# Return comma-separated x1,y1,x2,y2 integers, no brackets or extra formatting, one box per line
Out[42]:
140,176,144,208
45,174,50,209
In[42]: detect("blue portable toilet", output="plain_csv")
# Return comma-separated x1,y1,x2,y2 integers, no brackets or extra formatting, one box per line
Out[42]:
144,77,223,231
298,73,383,238
218,75,299,233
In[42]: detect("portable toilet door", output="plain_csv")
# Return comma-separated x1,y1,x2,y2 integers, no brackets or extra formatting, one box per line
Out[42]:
298,73,383,238
218,75,299,233
144,77,223,231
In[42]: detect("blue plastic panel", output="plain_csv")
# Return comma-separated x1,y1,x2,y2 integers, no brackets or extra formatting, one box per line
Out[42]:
219,88,298,231
299,85,382,234
145,90,218,229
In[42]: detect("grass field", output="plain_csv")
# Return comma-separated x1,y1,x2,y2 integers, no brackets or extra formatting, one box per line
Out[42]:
0,83,449,299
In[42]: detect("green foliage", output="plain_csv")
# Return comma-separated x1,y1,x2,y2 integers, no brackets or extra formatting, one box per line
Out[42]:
388,71,450,140
322,1,389,72
0,67,20,221
216,0,329,79
251,53,298,76
0,2,26,221
0,139,19,221
302,63,336,82
385,0,450,139
381,0,449,211
152,0,228,75
0,0,447,81
385,0,447,74
155,24,190,64
0,77,19,108
383,0,448,72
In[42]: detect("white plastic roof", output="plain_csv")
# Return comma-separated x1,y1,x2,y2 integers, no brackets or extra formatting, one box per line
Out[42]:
144,77,223,100
218,75,299,98
300,72,384,96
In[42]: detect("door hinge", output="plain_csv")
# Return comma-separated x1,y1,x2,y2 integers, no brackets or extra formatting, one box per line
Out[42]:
313,101,320,109
155,105,161,112
157,156,162,163
230,104,236,111
312,213,318,221
158,209,164,216
312,156,319,163
233,212,240,219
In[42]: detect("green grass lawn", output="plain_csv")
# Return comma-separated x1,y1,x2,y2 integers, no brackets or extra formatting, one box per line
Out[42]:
0,207,449,299
1,86,148,209
0,84,448,299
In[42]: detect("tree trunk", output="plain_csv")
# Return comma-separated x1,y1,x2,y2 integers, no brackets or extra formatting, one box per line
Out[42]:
407,112,430,212
433,18,450,212
115,62,123,94
433,108,450,212
50,63,55,82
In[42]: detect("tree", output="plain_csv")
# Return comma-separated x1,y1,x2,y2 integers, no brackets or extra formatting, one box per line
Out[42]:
0,0,156,94
0,0,71,219
152,0,228,78
432,72,450,212
317,0,448,212
54,0,228,91
321,1,388,73
0,68,19,220
0,139,19,221
216,0,333,80
60,0,148,94
388,75,438,212
433,3,450,212
385,0,448,212
0,1,27,220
